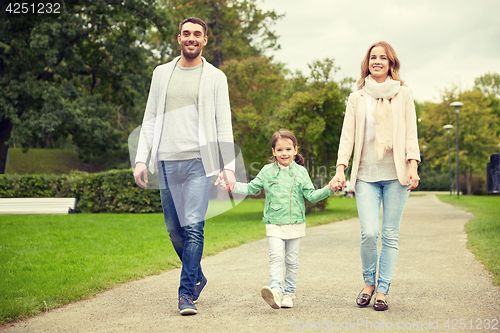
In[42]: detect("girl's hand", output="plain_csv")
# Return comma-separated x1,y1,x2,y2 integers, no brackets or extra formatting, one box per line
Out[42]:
216,178,231,192
214,170,236,192
406,160,419,191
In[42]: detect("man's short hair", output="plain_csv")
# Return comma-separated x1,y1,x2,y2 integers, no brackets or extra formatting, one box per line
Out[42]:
179,17,208,36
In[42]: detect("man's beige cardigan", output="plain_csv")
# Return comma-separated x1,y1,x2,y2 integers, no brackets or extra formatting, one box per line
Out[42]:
135,56,235,176
336,86,420,188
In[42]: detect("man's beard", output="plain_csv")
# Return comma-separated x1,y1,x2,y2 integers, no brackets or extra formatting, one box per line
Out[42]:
181,43,203,59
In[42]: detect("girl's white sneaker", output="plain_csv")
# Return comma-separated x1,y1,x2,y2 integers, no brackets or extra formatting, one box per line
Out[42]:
281,294,294,308
261,286,281,309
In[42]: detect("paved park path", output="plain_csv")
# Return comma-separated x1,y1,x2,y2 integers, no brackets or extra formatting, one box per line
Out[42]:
2,193,499,332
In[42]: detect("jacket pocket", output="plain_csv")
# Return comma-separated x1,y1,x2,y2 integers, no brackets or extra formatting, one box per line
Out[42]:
270,203,282,211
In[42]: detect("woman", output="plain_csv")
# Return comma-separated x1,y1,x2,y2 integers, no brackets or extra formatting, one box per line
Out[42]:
329,41,420,311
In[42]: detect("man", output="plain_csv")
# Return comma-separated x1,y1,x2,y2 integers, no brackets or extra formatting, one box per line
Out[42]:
133,17,236,315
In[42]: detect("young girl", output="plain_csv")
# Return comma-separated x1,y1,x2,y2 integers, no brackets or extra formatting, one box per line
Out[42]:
217,129,336,309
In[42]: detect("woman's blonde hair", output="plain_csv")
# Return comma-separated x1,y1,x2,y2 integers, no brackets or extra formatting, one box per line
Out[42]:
357,41,404,90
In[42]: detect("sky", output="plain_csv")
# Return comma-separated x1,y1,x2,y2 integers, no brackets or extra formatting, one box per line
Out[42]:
259,0,500,102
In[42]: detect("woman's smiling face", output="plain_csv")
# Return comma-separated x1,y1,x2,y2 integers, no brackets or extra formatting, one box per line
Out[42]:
369,45,390,82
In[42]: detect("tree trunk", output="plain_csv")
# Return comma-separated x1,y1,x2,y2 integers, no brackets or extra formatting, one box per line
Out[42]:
0,116,13,174
466,168,472,195
210,1,223,68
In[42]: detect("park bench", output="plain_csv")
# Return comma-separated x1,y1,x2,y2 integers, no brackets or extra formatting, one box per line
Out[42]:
0,198,77,214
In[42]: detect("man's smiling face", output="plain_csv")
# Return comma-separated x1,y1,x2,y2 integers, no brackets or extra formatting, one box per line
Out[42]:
178,22,207,60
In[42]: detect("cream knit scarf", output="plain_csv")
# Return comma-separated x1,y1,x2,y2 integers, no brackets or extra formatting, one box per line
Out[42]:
364,75,401,159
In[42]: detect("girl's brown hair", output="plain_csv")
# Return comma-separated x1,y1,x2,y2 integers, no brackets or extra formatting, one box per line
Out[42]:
270,129,305,167
357,41,404,90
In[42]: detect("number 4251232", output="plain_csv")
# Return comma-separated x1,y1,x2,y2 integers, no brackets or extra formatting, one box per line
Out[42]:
5,2,61,14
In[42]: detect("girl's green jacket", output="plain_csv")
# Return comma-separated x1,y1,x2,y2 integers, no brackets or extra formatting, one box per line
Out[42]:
233,161,334,225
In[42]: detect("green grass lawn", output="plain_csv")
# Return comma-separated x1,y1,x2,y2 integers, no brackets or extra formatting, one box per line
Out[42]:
0,196,357,324
437,195,500,286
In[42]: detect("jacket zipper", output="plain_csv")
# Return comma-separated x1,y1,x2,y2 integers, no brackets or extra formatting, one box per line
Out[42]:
289,174,297,222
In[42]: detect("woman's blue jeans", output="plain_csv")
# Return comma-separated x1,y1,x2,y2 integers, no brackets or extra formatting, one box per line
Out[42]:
355,179,410,295
159,159,210,298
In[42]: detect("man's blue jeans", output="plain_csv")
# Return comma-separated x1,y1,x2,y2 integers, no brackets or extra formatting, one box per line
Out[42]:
355,179,410,295
159,159,211,298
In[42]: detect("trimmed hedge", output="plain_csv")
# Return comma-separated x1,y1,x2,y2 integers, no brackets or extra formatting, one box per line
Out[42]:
0,170,329,214
0,170,162,213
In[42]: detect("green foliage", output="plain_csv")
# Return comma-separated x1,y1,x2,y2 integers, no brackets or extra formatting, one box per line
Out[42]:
419,86,500,194
0,0,170,172
272,59,354,178
414,167,451,192
437,195,500,286
474,72,500,98
0,168,332,214
221,56,286,172
5,148,87,174
159,0,283,67
474,72,500,135
0,170,162,213
223,57,354,177
220,57,354,214
222,57,352,213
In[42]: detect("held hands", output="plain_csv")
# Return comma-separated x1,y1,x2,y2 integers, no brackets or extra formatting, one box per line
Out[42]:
328,173,345,192
133,162,148,188
329,165,346,192
214,169,236,192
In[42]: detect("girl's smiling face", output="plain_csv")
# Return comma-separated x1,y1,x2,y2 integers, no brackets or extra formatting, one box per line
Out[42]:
272,138,297,167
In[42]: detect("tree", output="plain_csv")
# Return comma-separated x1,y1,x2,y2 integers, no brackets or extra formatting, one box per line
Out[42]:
475,72,500,98
159,0,283,67
220,56,286,175
474,72,500,135
0,0,169,173
419,88,499,194
270,59,354,183
221,57,353,183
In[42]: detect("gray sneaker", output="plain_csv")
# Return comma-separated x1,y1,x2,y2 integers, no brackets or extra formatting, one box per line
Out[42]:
178,295,197,315
193,276,207,304
261,286,281,309
281,294,294,308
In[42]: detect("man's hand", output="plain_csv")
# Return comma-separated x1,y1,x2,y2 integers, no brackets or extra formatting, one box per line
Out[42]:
214,169,236,192
133,162,148,188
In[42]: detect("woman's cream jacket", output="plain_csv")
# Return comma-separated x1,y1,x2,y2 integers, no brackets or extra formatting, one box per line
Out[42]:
336,86,420,188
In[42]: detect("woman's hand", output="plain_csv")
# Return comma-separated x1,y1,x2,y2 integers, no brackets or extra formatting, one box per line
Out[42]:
406,160,419,191
329,165,346,191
